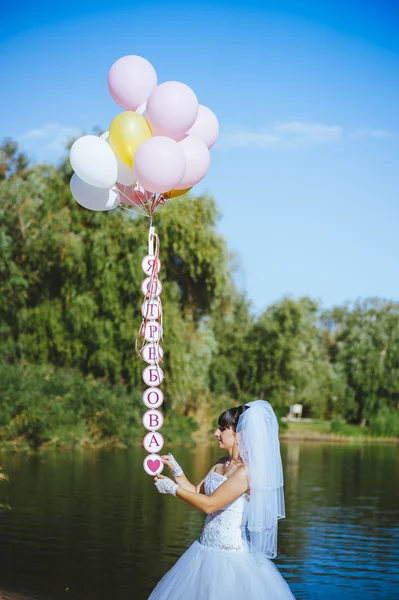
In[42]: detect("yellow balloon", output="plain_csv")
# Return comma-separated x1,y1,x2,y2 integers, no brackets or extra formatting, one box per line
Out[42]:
109,112,152,166
164,187,192,199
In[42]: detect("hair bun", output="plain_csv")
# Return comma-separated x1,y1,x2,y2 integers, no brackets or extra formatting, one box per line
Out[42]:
218,405,249,432
235,404,248,423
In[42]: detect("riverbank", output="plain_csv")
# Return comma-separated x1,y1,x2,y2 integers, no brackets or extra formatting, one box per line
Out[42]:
279,431,399,444
279,419,399,444
1,419,398,453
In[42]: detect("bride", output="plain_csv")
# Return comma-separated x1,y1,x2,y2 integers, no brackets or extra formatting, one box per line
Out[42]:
148,400,295,599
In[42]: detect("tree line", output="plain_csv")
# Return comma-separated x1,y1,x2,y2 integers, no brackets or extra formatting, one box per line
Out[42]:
0,138,398,448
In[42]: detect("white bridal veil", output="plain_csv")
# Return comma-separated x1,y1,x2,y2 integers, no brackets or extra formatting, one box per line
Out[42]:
236,400,285,564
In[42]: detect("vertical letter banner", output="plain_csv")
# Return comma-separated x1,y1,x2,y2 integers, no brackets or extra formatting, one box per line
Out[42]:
138,228,165,476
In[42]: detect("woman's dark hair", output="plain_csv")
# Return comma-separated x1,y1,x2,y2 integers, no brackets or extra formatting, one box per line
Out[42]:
218,405,249,432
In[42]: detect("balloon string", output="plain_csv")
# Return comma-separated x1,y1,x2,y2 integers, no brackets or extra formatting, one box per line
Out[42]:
118,185,167,221
135,230,163,369
117,189,165,371
119,204,149,218
118,186,151,218
145,230,164,383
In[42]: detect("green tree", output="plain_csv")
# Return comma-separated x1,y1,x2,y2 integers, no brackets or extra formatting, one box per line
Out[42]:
0,138,29,181
238,297,333,415
322,299,399,424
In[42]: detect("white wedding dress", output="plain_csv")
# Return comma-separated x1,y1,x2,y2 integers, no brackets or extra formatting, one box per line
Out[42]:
148,471,295,599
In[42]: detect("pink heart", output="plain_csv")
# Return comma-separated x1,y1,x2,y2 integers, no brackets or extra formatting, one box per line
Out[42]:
147,459,161,473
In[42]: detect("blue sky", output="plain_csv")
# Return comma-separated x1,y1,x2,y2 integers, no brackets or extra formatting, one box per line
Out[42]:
1,0,398,313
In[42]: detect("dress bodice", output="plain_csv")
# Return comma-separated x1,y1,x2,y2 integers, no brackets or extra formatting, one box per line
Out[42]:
199,471,250,552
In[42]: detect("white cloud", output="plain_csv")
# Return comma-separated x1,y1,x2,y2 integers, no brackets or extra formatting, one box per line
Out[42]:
17,121,396,163
218,120,344,150
275,121,344,144
217,130,281,149
350,127,396,140
18,123,81,161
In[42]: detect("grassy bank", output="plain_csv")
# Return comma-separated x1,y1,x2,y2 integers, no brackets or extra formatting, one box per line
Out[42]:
280,419,399,444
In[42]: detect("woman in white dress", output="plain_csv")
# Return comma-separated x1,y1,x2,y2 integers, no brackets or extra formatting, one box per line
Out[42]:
149,400,295,600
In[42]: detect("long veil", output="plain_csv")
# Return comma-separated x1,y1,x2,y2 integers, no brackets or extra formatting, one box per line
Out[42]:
236,400,285,564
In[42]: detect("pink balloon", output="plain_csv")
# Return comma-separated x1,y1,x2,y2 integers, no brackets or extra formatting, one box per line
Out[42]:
116,183,146,206
108,56,157,111
187,105,219,149
146,81,199,138
174,136,210,190
136,102,163,135
134,137,186,194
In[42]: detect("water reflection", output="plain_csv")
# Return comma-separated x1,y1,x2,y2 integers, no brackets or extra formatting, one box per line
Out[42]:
0,442,398,600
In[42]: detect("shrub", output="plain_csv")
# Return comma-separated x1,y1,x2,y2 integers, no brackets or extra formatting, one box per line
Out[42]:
369,407,399,438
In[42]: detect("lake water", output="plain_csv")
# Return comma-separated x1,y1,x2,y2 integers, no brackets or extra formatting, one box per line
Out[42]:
0,442,398,600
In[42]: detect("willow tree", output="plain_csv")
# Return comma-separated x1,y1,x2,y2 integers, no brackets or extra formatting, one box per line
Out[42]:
0,162,230,415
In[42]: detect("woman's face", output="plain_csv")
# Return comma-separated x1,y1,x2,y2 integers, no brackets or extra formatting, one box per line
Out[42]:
214,424,236,452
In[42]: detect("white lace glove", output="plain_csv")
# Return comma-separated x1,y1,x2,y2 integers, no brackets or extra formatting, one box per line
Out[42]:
154,476,179,497
166,453,184,477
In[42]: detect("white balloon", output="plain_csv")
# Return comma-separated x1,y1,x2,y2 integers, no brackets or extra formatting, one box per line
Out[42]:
70,135,118,188
136,102,147,115
100,131,137,186
70,174,121,211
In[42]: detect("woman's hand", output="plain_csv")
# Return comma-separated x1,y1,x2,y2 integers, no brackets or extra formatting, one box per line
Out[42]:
154,474,179,497
161,453,183,477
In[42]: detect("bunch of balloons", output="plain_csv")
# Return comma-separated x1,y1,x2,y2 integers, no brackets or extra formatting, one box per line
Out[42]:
69,54,219,215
